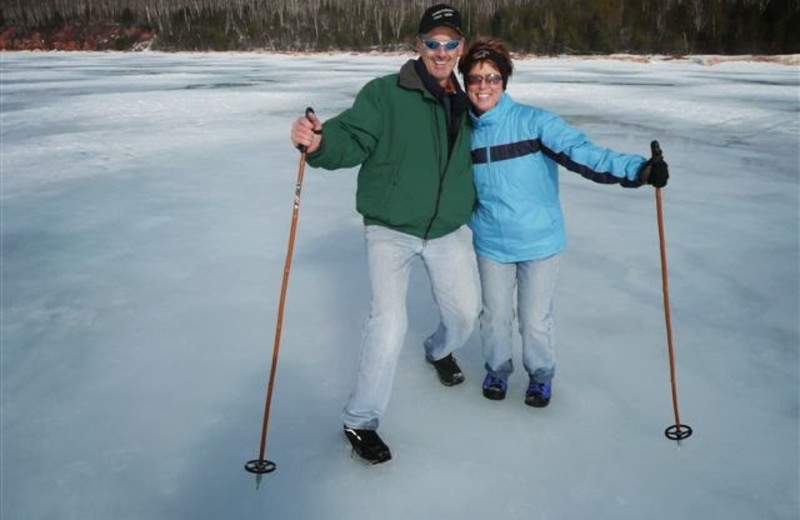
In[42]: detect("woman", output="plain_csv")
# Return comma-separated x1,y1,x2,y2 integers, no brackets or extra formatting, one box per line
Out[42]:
458,39,668,407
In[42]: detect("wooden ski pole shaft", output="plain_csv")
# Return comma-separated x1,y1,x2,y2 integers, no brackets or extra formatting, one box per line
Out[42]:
261,150,306,456
656,187,682,428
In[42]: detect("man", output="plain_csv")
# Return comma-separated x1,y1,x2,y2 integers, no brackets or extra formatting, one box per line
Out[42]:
290,4,479,464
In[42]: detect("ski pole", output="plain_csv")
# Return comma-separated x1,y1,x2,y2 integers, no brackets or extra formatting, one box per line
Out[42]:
245,107,316,481
651,140,692,442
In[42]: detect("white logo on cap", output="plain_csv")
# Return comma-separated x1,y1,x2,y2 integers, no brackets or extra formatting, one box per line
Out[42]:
432,8,455,19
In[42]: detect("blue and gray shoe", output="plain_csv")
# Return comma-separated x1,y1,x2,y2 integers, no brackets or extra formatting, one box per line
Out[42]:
482,373,508,401
525,378,552,407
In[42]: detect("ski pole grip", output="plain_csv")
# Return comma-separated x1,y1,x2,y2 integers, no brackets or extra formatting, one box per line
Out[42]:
651,140,663,164
296,107,317,154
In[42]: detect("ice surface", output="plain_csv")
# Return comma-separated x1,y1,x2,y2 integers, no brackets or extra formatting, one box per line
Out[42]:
1,51,798,519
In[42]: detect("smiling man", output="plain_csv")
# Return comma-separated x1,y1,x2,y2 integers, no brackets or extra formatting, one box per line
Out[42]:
289,4,479,465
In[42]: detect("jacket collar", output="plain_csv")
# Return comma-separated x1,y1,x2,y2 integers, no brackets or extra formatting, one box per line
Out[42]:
469,92,512,127
398,59,470,116
398,59,426,92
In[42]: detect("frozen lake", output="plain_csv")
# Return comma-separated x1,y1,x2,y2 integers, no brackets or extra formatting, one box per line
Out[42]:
1,51,798,519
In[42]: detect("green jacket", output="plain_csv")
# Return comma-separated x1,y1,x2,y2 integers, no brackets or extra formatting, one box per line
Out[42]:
307,60,475,240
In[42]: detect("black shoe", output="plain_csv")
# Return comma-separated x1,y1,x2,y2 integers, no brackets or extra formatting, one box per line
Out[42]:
426,353,465,386
343,427,392,464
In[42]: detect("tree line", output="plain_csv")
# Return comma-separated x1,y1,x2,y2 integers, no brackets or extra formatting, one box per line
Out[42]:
0,0,797,54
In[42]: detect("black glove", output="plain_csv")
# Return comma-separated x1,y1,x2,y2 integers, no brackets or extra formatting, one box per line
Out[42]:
640,141,669,188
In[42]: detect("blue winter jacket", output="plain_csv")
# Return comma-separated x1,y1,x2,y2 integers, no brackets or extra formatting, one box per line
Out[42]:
469,93,647,262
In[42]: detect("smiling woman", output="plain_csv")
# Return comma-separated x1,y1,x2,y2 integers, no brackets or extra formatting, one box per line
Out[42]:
458,39,513,114
458,36,670,407
464,62,503,115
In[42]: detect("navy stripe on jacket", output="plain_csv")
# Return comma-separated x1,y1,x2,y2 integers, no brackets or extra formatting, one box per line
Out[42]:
472,139,641,187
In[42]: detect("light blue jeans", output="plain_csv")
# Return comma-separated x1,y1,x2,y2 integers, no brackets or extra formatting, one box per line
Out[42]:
342,225,481,430
477,253,561,383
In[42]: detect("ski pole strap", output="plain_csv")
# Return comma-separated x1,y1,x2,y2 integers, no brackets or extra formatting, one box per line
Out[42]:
651,140,663,164
308,107,322,135
297,106,318,153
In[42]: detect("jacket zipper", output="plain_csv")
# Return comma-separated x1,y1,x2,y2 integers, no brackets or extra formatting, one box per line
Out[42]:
423,103,447,241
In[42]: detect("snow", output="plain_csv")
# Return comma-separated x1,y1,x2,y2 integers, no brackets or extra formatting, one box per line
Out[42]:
1,51,798,519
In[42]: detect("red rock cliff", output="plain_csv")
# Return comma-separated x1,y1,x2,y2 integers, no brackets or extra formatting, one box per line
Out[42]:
0,24,155,51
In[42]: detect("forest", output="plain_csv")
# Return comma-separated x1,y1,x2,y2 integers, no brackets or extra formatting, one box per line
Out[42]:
0,0,797,54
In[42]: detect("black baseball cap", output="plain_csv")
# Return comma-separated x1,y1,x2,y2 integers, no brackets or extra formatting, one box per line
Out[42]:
418,4,464,36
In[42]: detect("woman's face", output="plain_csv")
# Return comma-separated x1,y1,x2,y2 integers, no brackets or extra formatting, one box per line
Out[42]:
466,61,503,115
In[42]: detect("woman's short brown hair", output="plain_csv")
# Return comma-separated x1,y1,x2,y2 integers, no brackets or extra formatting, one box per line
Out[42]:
458,38,514,90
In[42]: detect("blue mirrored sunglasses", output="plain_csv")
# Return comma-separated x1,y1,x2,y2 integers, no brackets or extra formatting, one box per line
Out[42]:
421,39,461,51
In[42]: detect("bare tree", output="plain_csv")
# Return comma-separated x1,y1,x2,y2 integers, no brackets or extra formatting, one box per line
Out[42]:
691,0,705,35
386,0,405,41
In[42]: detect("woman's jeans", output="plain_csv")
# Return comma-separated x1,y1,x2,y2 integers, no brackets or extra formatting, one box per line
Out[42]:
342,225,481,430
477,253,561,383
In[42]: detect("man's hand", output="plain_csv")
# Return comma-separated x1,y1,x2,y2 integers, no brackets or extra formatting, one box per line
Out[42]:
290,109,323,154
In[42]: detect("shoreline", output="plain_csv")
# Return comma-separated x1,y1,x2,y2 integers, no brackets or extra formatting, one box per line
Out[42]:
1,49,798,66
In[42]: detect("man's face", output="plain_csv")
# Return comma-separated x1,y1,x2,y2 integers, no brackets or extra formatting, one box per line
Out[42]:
416,26,463,86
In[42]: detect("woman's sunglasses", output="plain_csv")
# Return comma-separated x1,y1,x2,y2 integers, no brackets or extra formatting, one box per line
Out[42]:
466,74,503,86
